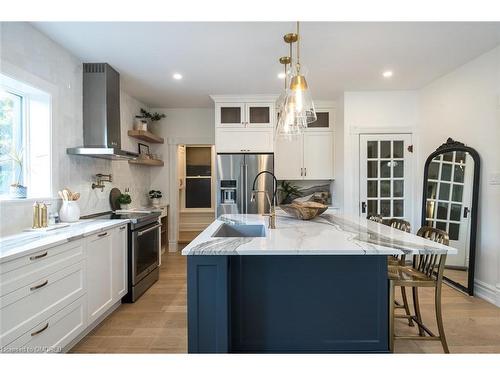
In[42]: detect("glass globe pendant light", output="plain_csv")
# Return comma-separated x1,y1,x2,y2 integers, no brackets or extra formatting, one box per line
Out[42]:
287,21,317,124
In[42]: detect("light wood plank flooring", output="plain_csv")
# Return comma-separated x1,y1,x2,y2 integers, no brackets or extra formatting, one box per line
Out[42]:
71,251,500,354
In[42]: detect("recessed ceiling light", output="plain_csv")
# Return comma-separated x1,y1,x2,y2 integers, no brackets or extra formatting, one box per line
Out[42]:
278,72,286,79
382,70,393,78
173,73,183,80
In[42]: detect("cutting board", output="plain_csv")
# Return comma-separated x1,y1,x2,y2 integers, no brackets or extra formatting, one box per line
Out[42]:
109,187,122,211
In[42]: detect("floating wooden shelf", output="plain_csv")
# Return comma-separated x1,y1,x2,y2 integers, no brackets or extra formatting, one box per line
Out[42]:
129,159,164,167
128,129,164,144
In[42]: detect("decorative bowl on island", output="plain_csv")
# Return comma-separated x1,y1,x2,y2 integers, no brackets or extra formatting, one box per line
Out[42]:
279,201,328,220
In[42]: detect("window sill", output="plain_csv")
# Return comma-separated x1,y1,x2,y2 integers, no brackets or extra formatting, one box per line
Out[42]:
0,196,58,204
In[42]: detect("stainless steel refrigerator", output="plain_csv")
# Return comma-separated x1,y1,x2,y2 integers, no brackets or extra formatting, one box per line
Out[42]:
216,153,274,217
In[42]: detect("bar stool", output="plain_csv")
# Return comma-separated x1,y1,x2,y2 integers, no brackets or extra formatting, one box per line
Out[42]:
387,218,414,327
367,214,384,223
388,226,450,353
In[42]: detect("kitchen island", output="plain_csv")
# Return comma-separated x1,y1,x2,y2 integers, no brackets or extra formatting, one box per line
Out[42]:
182,210,456,353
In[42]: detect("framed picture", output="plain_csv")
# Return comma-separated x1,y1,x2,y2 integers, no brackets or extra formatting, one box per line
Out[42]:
138,143,150,156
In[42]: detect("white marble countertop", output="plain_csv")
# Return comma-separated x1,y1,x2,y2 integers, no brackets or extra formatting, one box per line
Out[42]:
181,210,458,256
0,218,130,263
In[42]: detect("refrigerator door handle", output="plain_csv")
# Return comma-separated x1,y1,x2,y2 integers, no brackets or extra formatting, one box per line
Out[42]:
244,163,248,214
240,163,245,214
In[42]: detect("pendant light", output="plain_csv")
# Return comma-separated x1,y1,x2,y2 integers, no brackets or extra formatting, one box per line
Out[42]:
287,21,317,125
276,22,316,139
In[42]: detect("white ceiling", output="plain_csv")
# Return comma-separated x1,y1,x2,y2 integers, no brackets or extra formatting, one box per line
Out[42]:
33,22,500,108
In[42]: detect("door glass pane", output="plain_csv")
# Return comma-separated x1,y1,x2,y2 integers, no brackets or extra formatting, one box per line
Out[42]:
393,160,404,178
450,204,462,221
249,107,270,123
436,221,447,231
426,181,437,199
367,161,378,178
220,107,241,123
308,112,329,128
380,180,391,197
441,163,452,181
367,141,378,158
428,162,440,179
454,165,465,183
393,141,403,158
455,151,466,164
437,202,448,220
380,161,390,178
393,180,404,197
367,200,378,216
380,141,391,158
393,200,404,217
380,200,391,217
186,147,212,176
449,223,460,241
443,152,453,162
367,180,377,198
452,184,463,202
439,182,450,200
426,201,436,219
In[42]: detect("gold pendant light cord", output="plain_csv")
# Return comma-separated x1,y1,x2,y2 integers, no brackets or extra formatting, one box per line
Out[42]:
296,21,300,71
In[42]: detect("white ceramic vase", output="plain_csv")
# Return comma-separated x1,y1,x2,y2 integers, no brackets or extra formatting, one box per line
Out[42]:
59,201,80,222
151,198,160,208
120,204,130,210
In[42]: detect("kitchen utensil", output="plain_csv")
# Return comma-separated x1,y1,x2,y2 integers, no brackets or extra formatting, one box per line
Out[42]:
109,187,122,211
72,192,80,201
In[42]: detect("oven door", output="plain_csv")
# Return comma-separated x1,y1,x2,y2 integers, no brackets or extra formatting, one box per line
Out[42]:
131,221,161,285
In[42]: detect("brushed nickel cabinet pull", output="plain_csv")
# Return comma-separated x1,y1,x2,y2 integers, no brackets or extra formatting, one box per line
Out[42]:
30,251,48,261
31,322,49,336
119,226,126,230
98,232,108,237
30,280,48,291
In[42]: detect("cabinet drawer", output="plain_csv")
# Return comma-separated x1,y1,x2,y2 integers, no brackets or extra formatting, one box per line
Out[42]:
0,261,85,346
0,239,84,297
2,297,86,353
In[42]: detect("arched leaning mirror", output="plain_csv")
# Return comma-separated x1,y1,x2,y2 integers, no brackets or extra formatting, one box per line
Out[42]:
421,138,480,295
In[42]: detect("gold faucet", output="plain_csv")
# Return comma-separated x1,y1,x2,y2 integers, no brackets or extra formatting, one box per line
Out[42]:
251,190,276,229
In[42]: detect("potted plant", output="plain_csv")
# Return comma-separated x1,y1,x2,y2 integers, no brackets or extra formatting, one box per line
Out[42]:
134,108,166,131
149,190,162,207
278,180,301,205
2,147,27,199
117,193,132,210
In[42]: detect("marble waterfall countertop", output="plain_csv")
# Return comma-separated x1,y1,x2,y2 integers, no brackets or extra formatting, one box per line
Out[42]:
181,209,458,256
0,218,130,263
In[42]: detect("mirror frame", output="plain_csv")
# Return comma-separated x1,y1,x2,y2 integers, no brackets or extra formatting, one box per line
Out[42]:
421,138,480,296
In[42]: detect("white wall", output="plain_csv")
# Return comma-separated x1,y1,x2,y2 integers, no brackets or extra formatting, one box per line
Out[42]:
148,108,214,248
419,46,500,304
0,22,152,236
343,91,420,219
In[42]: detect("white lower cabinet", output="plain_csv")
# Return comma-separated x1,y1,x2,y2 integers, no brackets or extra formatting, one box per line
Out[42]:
0,223,129,353
111,224,128,300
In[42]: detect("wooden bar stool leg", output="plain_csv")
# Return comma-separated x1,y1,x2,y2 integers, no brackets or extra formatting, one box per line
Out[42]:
389,280,395,353
400,286,414,327
435,283,450,353
412,286,425,337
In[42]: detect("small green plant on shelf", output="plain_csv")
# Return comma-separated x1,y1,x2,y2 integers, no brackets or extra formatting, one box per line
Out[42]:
140,108,166,122
278,180,301,205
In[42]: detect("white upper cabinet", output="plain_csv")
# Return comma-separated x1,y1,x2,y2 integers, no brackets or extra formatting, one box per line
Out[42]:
275,106,335,181
212,95,278,153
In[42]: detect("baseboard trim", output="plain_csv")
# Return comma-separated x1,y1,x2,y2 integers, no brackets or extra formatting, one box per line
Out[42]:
474,280,500,307
63,300,122,353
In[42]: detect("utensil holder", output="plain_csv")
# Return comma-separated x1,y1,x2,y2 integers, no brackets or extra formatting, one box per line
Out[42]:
59,201,80,222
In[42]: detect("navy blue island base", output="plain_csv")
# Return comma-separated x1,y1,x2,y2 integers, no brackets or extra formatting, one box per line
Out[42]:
187,255,389,353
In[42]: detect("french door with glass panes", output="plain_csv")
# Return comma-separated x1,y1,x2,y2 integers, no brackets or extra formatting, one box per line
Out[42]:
360,134,412,221
424,151,473,267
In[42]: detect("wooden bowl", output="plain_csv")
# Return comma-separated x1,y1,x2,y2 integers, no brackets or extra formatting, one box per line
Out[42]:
280,201,328,220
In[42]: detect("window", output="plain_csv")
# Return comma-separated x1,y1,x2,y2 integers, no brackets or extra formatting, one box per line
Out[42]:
0,74,51,199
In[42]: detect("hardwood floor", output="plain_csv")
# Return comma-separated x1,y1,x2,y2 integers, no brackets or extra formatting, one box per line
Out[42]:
71,251,500,354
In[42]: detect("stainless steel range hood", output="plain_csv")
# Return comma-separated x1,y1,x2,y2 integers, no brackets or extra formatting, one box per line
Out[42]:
67,63,138,160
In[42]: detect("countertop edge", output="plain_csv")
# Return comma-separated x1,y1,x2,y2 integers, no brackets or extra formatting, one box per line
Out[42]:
0,219,130,264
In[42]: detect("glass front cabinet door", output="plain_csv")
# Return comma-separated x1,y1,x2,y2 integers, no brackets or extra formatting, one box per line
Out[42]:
245,103,273,128
306,108,334,131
